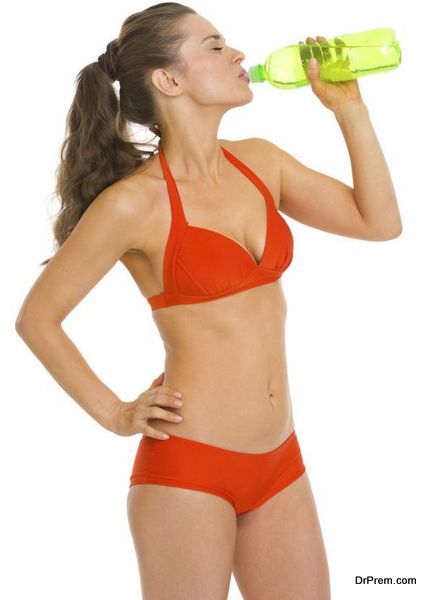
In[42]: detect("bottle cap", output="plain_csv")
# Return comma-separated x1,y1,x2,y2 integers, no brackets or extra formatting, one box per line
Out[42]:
248,64,267,83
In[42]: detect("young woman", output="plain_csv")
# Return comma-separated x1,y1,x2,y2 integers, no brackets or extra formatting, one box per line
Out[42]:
15,3,402,599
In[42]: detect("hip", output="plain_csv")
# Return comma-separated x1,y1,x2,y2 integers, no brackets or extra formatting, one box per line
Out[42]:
146,379,294,453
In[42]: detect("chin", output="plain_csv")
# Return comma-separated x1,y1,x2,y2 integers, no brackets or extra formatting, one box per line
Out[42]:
236,92,254,107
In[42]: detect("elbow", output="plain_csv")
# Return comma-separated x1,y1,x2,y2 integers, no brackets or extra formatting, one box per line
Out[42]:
366,222,403,241
15,319,23,335
15,309,44,339
15,315,60,345
15,309,63,337
15,307,27,336
15,298,62,337
15,314,32,338
381,223,403,240
393,224,403,238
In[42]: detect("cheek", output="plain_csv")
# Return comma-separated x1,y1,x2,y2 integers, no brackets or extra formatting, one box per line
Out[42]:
185,57,239,99
189,65,225,96
190,57,227,85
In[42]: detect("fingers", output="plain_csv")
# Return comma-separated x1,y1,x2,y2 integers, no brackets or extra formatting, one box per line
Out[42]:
298,36,327,44
142,403,183,440
149,371,164,389
157,385,183,399
140,384,184,440
143,384,182,400
152,389,183,408
142,424,171,440
298,36,327,69
144,405,183,423
133,381,185,439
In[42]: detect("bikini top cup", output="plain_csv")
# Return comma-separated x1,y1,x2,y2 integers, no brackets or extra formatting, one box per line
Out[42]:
146,142,294,311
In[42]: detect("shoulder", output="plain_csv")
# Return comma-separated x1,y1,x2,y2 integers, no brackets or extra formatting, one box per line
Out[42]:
220,136,280,157
101,137,282,217
101,157,163,227
90,180,150,231
219,137,282,177
84,166,161,257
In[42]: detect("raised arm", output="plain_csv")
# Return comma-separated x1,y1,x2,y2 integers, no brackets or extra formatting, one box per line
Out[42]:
15,186,148,432
249,131,402,241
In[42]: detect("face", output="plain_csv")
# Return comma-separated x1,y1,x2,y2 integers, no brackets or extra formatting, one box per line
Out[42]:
152,13,253,110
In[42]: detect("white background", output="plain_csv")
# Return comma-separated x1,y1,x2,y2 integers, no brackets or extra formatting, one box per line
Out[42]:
2,0,432,598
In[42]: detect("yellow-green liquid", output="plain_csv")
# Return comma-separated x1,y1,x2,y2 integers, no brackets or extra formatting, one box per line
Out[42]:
249,28,402,90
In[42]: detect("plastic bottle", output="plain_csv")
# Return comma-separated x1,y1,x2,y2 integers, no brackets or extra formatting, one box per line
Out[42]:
248,28,401,90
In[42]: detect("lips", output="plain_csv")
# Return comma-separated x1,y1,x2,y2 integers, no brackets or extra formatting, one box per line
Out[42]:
238,68,250,82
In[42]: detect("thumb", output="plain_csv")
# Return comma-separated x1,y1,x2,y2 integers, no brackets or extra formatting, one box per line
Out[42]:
150,371,165,388
307,58,320,81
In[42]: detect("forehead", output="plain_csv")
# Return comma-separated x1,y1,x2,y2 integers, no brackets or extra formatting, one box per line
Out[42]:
200,33,226,44
182,14,225,46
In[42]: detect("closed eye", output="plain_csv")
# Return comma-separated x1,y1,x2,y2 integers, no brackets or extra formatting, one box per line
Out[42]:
213,47,223,51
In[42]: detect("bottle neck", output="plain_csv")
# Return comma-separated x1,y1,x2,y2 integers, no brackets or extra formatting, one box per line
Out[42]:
248,63,267,83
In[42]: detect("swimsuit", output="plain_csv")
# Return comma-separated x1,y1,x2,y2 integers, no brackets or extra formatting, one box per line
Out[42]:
129,142,306,514
146,141,294,311
130,431,306,516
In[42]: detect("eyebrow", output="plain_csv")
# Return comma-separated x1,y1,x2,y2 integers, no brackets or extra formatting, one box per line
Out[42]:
201,34,226,44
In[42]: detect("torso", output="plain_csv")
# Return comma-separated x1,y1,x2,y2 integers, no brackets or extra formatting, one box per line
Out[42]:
118,138,294,452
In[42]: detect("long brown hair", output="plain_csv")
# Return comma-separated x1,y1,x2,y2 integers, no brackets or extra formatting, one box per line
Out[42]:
41,2,197,266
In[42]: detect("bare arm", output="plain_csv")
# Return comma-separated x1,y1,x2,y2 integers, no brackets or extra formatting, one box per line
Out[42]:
333,103,402,238
15,186,148,432
248,110,402,241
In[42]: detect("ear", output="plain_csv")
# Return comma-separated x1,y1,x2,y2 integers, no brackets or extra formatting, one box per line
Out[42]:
151,68,182,97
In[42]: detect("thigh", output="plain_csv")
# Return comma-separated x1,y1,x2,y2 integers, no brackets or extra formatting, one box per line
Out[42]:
127,483,237,600
233,472,331,600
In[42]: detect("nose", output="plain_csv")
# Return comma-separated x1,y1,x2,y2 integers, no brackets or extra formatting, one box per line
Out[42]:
232,47,246,63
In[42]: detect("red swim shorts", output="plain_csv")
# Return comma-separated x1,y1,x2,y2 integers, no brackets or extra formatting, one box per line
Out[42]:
129,429,306,516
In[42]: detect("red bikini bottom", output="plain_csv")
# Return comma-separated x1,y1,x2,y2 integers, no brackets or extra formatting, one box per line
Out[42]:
129,429,306,516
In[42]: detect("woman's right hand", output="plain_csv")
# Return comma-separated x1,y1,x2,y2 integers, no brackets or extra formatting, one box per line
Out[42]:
110,371,183,438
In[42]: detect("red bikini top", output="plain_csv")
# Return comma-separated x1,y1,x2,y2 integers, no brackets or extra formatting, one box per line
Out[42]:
146,141,294,311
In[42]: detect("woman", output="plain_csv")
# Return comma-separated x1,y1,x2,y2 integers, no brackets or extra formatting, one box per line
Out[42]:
15,3,402,599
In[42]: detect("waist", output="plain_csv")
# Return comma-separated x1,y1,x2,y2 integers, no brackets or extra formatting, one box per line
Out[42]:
147,283,292,450
162,316,287,388
149,371,293,452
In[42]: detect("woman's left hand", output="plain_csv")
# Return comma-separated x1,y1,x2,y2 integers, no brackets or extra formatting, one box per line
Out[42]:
300,35,365,114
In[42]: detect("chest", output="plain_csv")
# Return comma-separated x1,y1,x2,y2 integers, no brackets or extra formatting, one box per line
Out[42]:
120,145,289,303
155,152,281,266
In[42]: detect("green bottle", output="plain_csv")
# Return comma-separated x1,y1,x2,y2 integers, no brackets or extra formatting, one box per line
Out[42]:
248,28,401,90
